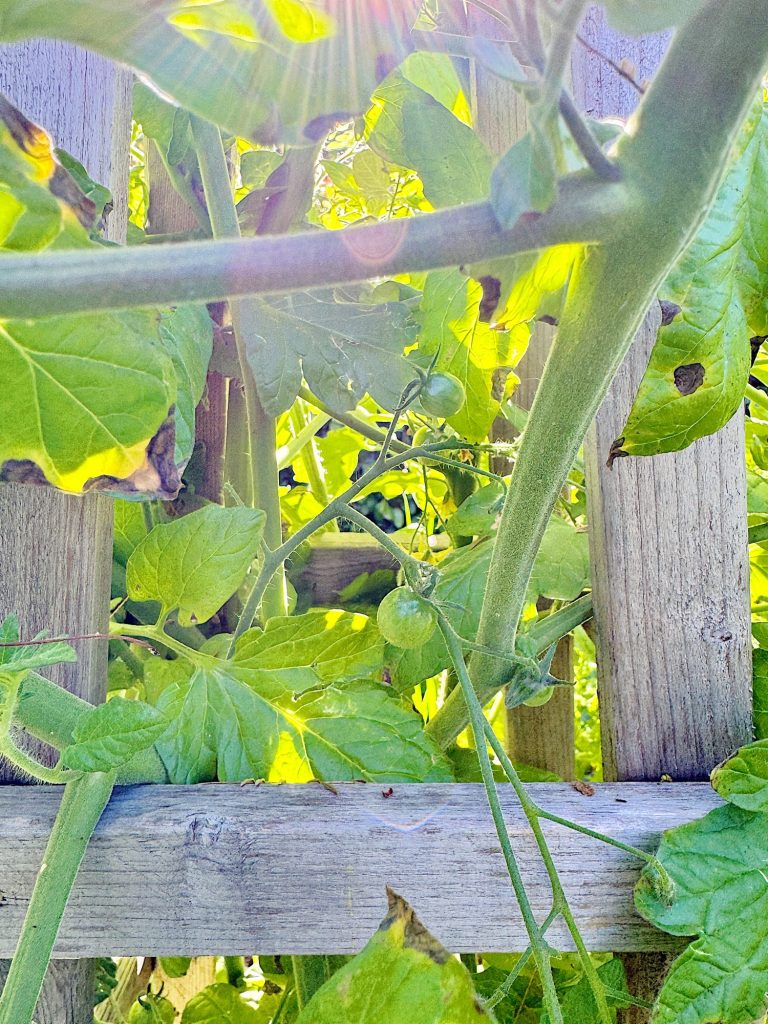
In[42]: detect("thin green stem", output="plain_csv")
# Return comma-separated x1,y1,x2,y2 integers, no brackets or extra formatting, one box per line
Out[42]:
437,614,562,1024
0,771,115,1024
298,388,408,452
191,115,287,622
484,907,559,1011
483,722,616,1024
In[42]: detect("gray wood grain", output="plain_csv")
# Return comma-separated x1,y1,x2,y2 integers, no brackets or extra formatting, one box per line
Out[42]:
0,782,720,957
0,40,130,1024
296,534,398,607
573,10,752,1020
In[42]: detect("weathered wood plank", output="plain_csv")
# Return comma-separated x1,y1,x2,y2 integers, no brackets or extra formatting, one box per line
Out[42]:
0,783,719,957
574,9,752,1019
0,40,131,1024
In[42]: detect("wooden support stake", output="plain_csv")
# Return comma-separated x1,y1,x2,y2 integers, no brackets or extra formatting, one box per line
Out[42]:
575,8,753,1019
0,41,130,1024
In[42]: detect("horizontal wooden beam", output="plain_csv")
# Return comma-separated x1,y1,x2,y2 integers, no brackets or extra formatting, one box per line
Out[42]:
0,783,719,957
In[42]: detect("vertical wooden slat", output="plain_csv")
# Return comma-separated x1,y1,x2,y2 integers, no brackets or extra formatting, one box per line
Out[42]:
0,41,130,1024
574,9,753,1018
471,17,575,780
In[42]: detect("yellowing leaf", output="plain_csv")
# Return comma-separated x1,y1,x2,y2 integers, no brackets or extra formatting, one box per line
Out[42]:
265,0,333,41
296,889,494,1023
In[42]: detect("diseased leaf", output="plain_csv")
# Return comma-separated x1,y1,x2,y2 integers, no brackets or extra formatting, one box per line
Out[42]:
417,270,526,442
0,1,421,144
0,97,208,497
61,696,170,772
154,661,451,783
366,67,492,207
635,802,768,1024
245,290,418,416
181,983,260,1023
616,102,768,458
296,889,493,1023
126,505,266,625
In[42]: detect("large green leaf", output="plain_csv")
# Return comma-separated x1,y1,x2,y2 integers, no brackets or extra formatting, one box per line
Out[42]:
126,505,266,625
60,696,170,773
711,738,768,812
417,270,526,442
245,290,418,416
528,516,590,603
181,983,260,1024
234,609,384,691
296,890,493,1023
0,97,208,496
0,1,420,144
365,68,493,208
615,102,768,458
754,647,768,739
155,660,451,784
635,802,768,1024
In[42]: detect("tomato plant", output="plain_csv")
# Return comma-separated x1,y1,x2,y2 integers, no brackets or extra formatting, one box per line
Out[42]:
0,2,767,1024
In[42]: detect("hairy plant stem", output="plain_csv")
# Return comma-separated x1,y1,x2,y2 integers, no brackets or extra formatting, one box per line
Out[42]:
191,116,287,622
438,615,562,1024
427,0,768,749
0,771,115,1024
0,182,626,319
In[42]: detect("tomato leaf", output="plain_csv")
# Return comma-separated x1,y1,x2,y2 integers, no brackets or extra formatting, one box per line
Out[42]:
245,291,418,416
636,801,768,1024
181,983,260,1023
295,889,493,1023
126,505,266,625
615,101,768,458
416,270,526,443
0,615,77,672
366,68,492,207
61,696,170,773
155,663,452,784
233,609,384,692
0,1,421,144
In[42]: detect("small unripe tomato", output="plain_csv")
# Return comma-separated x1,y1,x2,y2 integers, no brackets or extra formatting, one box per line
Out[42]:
377,587,437,649
419,372,466,418
523,685,555,708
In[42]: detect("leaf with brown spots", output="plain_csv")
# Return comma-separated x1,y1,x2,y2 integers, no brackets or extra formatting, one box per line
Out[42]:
615,99,768,457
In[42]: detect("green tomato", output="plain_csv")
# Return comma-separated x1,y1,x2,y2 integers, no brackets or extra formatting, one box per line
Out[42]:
377,587,437,649
419,372,466,418
522,685,555,708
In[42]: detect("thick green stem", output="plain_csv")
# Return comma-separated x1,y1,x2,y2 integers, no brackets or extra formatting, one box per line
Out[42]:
427,0,768,750
0,183,625,320
0,772,115,1024
191,116,287,622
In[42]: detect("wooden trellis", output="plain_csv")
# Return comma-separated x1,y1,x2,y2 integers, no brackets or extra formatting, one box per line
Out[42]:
0,7,754,1024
